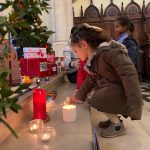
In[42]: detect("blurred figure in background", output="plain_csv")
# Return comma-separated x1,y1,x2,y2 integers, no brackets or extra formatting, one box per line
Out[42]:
63,26,79,83
114,16,138,65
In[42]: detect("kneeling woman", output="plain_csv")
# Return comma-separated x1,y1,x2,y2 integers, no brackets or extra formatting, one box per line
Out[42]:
70,23,143,138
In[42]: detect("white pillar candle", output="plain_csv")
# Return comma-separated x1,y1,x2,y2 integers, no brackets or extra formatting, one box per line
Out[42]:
62,105,76,123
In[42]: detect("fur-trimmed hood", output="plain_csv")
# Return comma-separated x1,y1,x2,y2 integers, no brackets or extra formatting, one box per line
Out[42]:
98,40,128,54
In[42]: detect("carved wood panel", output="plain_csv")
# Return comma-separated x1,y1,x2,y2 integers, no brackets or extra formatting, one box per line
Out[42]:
73,0,150,79
146,2,150,16
84,5,100,18
124,1,141,18
104,2,120,18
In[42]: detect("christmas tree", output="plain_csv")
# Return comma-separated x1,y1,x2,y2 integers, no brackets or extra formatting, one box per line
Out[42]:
0,0,53,138
0,0,53,47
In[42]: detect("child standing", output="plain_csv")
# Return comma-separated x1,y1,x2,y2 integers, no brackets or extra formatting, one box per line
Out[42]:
114,16,138,65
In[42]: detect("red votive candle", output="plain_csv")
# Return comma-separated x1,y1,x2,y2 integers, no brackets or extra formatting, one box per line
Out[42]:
33,88,46,120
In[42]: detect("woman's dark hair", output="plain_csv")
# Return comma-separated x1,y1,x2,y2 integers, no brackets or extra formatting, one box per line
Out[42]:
128,22,135,33
116,16,135,33
71,25,111,49
70,26,79,37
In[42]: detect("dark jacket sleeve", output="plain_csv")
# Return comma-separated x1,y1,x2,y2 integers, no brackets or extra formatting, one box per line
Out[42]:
75,74,97,102
103,50,143,107
122,38,138,65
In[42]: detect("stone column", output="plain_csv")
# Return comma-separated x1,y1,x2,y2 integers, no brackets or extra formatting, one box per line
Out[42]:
50,0,73,57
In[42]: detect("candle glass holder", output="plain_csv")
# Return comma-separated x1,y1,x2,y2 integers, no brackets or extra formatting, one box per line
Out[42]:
45,76,49,81
46,100,51,113
36,78,41,84
40,127,56,143
29,119,44,133
49,100,57,114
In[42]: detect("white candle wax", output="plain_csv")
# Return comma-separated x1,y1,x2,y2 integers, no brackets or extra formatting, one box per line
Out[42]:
62,105,76,122
41,133,51,142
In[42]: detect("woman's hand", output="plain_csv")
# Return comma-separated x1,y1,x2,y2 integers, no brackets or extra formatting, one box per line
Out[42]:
63,96,80,105
70,96,84,104
70,96,79,103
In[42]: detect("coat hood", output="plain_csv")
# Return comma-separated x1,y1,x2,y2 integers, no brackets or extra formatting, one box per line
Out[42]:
98,40,128,54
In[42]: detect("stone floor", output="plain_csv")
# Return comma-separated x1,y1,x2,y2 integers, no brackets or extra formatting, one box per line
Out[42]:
91,82,150,150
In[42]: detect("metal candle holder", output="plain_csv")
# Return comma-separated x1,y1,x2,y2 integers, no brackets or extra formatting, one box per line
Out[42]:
36,78,41,84
45,76,50,81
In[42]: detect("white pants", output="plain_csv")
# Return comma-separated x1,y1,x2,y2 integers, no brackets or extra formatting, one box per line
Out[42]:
105,113,120,123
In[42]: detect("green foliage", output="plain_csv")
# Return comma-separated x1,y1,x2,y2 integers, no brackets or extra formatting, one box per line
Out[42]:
0,15,16,62
0,118,18,138
0,69,30,138
0,0,53,47
0,44,10,62
0,16,17,42
0,0,53,138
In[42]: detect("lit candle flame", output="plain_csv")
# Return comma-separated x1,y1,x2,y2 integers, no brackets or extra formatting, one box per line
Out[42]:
33,124,37,129
63,97,71,106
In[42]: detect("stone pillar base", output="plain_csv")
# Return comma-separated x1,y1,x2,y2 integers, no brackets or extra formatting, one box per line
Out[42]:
53,41,67,57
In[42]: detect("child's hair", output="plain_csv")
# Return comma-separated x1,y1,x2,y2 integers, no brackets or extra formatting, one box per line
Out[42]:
128,22,135,33
71,24,111,50
116,16,135,33
70,26,79,37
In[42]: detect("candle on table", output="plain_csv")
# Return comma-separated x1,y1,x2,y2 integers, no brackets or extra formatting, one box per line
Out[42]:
33,88,46,120
62,105,76,123
36,78,41,84
29,119,44,133
45,76,49,81
30,124,38,132
40,127,56,142
41,133,50,142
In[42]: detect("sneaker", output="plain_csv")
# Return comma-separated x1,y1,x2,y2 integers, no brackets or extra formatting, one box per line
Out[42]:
98,116,123,129
98,120,111,129
100,122,126,138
